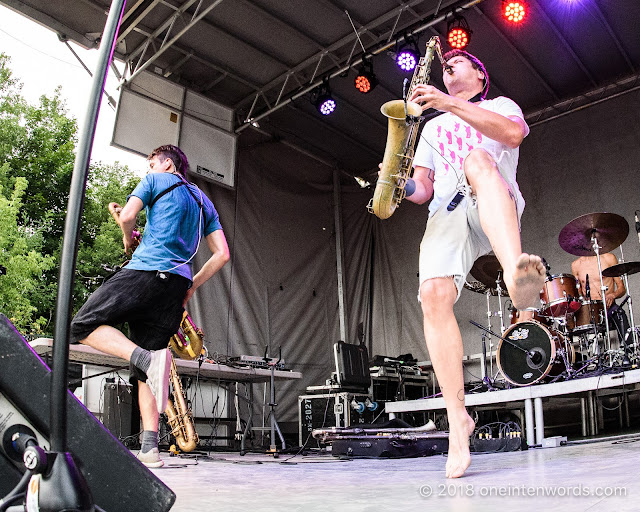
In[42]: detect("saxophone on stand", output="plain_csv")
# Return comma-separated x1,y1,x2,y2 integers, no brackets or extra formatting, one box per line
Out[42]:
368,36,447,219
165,313,204,453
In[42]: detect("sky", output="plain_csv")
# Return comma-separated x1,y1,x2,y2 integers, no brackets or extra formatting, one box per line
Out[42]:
0,4,148,174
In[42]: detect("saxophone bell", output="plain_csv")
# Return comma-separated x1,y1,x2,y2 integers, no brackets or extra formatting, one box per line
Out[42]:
369,36,443,220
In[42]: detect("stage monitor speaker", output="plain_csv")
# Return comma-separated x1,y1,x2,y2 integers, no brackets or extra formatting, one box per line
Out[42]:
0,314,175,511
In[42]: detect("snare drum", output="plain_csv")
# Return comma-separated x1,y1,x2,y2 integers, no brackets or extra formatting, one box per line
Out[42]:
572,300,604,334
497,321,574,386
540,274,578,317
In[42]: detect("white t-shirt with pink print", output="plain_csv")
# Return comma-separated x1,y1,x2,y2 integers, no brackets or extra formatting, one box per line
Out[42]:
412,96,529,217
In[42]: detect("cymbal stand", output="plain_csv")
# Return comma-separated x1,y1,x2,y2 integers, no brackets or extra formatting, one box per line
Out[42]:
618,245,639,355
495,271,507,336
484,291,495,383
591,232,613,355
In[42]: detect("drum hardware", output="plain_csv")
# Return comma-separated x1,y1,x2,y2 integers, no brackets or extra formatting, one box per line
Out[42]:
467,255,512,386
469,320,563,386
559,212,630,361
602,257,640,355
494,320,575,386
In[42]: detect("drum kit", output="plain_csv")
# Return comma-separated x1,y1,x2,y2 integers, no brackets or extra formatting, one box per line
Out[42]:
465,212,640,387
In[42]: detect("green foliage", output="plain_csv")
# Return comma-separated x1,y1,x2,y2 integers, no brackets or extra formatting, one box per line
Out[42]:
0,173,55,336
75,162,143,304
0,53,142,337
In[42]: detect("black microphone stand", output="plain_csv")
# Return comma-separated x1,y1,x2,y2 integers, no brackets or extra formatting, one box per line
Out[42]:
2,2,128,511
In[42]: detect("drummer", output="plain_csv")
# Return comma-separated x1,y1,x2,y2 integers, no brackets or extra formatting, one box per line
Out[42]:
571,253,630,346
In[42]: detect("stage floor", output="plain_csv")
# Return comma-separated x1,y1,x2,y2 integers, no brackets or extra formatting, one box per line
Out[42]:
150,434,638,511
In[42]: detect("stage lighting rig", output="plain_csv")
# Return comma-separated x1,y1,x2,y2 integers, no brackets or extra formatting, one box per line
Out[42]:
503,1,527,23
354,59,378,94
447,14,472,49
396,35,420,72
312,81,337,115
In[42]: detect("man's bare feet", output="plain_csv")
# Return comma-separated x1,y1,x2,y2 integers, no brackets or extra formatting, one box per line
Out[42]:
506,253,545,310
445,412,475,479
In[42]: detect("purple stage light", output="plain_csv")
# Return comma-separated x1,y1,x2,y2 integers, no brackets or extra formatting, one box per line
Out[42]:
318,97,336,115
397,50,418,72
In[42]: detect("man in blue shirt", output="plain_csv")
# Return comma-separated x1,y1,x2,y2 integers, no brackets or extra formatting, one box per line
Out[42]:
71,145,229,467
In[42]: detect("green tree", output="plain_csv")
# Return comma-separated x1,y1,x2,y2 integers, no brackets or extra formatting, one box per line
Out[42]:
0,53,142,336
75,162,143,304
0,172,55,336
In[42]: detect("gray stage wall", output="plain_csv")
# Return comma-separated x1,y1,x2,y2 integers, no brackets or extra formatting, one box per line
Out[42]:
186,88,640,425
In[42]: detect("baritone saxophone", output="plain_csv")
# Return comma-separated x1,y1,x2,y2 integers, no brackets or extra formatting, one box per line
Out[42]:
368,36,446,219
165,355,199,452
165,312,205,453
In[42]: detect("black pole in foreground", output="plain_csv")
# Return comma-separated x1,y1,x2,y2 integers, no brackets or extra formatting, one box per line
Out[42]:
52,0,126,455
31,0,128,510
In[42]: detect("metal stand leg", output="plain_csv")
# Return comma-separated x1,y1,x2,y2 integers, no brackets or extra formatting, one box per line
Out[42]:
534,397,544,445
240,383,253,455
619,245,638,353
588,391,597,435
266,361,285,456
524,398,535,447
591,234,612,354
580,397,587,437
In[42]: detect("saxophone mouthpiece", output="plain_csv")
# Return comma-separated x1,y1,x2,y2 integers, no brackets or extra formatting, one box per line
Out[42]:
444,64,453,75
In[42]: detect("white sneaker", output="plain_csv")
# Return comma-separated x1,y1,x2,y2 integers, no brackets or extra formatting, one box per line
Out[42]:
146,348,171,413
137,447,164,468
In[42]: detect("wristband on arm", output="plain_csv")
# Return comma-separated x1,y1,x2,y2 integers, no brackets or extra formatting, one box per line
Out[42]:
404,178,416,197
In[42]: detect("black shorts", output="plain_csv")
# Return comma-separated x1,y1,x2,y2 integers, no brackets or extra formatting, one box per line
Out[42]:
70,268,190,352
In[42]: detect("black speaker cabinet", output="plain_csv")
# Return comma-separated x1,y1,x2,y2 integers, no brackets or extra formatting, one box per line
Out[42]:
0,314,175,511
103,380,133,442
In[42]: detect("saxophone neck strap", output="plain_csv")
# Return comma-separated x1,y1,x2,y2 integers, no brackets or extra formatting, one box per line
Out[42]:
148,178,205,216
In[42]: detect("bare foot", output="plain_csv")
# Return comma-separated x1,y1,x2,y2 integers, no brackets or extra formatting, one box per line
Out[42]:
506,253,545,309
445,412,475,479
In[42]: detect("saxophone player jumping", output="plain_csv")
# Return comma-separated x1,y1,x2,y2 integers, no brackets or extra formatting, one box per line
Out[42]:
70,145,229,467
404,50,545,478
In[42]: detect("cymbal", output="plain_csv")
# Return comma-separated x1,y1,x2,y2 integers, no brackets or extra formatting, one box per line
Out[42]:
470,255,508,295
602,261,640,278
464,280,498,296
558,212,629,256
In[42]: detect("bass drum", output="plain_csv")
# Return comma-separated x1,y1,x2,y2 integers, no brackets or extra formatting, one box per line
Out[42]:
497,321,574,386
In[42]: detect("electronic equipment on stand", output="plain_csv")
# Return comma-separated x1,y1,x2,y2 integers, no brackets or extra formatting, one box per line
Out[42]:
239,347,286,457
299,342,378,447
265,348,285,457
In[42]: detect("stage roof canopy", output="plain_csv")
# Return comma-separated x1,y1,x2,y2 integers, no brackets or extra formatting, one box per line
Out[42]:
4,0,639,177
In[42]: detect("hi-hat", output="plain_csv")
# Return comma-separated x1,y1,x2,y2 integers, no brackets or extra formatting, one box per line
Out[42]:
602,261,640,278
470,255,508,296
558,212,629,256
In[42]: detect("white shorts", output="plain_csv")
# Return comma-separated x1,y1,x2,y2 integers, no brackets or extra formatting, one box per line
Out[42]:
418,180,524,303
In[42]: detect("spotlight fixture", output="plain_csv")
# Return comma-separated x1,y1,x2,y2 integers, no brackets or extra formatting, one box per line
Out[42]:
396,35,420,72
354,59,378,94
447,14,472,49
503,1,526,23
312,81,337,115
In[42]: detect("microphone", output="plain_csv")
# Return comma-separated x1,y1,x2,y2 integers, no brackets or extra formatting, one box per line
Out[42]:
635,212,640,244
585,274,591,301
527,348,544,367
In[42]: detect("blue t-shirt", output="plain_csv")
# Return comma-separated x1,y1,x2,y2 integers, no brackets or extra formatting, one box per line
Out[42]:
125,172,222,280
